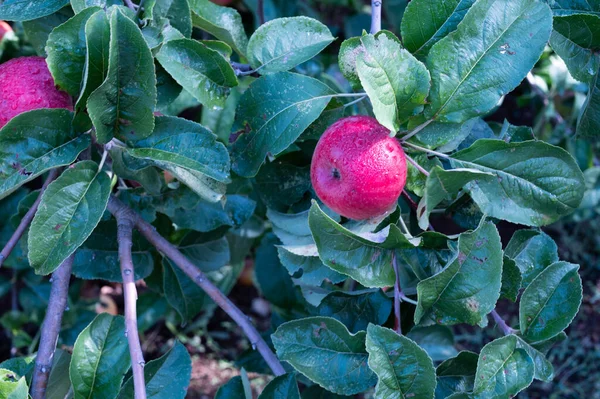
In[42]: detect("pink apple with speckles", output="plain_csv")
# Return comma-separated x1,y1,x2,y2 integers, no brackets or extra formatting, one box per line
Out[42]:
310,116,407,220
0,56,72,128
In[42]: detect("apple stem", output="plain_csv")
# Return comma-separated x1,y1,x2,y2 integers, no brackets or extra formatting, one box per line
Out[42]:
370,0,383,34
402,141,451,159
405,154,430,177
400,119,433,142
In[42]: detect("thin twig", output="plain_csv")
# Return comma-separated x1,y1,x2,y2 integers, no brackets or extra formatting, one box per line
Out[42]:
0,169,59,269
30,255,74,399
392,252,402,334
399,293,418,306
400,119,433,142
402,141,450,159
115,207,147,399
370,0,383,34
490,310,515,335
123,0,139,10
135,0,146,20
405,154,430,177
343,95,367,109
106,196,286,376
257,0,265,25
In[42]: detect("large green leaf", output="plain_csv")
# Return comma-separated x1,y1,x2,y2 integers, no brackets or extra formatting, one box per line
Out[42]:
215,376,248,399
188,0,248,56
87,8,157,143
71,0,120,13
253,163,311,212
231,72,334,177
450,139,585,226
0,372,28,399
425,0,552,122
75,10,110,113
356,31,430,132
519,261,582,342
28,161,110,275
152,0,192,38
22,8,73,55
308,202,417,288
435,351,478,398
577,62,600,138
0,0,69,21
401,0,476,59
156,38,238,108
500,256,521,302
415,220,503,326
474,335,534,397
46,7,100,95
258,373,300,399
0,109,89,200
366,324,436,399
550,0,600,16
315,290,392,334
504,229,558,287
70,314,131,399
277,246,346,286
271,317,376,395
247,16,334,74
110,146,164,195
515,337,554,382
118,342,191,399
407,325,458,362
126,116,230,201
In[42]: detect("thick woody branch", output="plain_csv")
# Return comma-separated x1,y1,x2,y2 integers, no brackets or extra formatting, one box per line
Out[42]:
0,169,59,268
106,196,286,376
30,255,74,399
370,0,382,34
115,207,147,399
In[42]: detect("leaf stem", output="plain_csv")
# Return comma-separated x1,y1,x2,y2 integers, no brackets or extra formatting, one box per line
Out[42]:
399,293,418,306
106,196,286,376
0,169,59,269
402,141,451,159
490,309,515,335
405,154,430,177
343,95,368,109
397,214,412,238
400,119,432,142
135,0,146,20
30,255,74,399
370,0,383,34
392,251,402,334
115,208,147,399
124,0,138,10
98,148,109,172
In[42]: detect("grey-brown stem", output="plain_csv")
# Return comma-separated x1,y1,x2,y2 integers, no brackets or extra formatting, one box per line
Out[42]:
370,0,382,34
106,196,286,376
115,207,147,399
491,309,516,335
0,169,59,268
30,255,74,399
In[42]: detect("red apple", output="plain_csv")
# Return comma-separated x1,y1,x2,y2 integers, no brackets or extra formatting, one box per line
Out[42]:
0,21,12,40
310,116,407,220
0,56,73,128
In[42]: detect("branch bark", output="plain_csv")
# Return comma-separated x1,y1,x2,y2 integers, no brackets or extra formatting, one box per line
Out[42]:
490,309,515,335
106,196,286,376
115,206,147,399
0,169,59,268
30,254,74,399
370,0,383,34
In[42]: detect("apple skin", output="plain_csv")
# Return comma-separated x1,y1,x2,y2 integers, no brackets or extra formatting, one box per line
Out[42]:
0,21,12,40
0,56,72,128
310,116,407,220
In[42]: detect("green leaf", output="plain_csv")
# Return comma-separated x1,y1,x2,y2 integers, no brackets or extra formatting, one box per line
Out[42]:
500,256,521,302
188,0,248,57
88,8,157,143
258,373,300,399
72,221,154,282
0,373,28,399
415,220,503,326
519,261,582,342
474,335,534,397
118,342,191,399
577,62,600,138
247,16,334,74
435,351,478,398
401,0,476,59
253,163,311,212
366,324,436,399
0,0,69,21
356,31,430,132
215,376,246,399
514,336,554,382
46,7,101,95
277,246,345,286
407,325,459,362
70,314,131,399
75,9,110,113
71,0,120,13
408,117,493,152
338,37,363,90
46,349,72,399
152,0,192,38
126,116,230,201
22,8,73,55
315,289,392,334
504,229,558,287
0,109,90,200
425,0,552,122
231,72,334,177
272,316,376,395
550,15,600,83
156,38,238,108
450,139,585,226
110,147,164,196
417,166,494,230
308,202,417,288
550,0,600,16
28,161,110,275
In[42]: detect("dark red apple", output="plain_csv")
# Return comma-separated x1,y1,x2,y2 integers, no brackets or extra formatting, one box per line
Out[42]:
310,116,407,220
0,56,73,128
